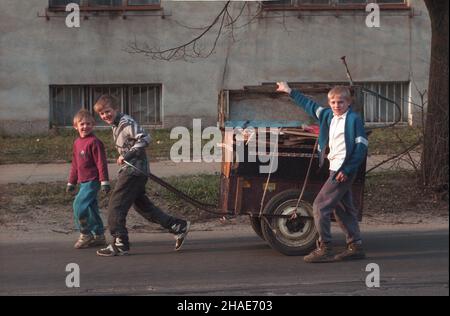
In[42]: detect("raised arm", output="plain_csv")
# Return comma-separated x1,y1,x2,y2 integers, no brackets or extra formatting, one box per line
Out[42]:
276,81,292,94
277,82,325,122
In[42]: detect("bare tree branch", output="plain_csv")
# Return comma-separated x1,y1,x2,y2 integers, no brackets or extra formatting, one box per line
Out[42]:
126,1,238,61
126,2,231,60
393,132,421,174
124,2,269,61
366,141,422,174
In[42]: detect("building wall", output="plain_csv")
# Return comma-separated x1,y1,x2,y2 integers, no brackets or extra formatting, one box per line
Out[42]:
0,0,431,135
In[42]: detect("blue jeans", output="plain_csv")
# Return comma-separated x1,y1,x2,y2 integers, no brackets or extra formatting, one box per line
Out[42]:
73,180,104,235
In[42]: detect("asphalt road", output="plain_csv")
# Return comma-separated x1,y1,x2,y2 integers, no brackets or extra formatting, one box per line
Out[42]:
0,226,448,296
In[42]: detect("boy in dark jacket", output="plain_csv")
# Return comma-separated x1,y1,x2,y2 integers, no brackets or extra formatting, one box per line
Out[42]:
277,82,368,263
93,95,190,257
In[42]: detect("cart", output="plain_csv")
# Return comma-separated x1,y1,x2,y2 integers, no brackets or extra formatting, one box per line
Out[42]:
216,83,367,256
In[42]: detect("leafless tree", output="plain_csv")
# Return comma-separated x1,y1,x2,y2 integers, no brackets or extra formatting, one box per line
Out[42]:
126,1,263,61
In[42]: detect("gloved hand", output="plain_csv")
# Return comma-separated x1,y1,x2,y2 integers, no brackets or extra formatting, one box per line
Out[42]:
101,184,111,194
66,184,75,193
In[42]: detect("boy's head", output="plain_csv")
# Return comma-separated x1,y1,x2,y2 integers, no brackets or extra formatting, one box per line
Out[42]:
73,109,95,138
94,94,119,125
328,86,352,117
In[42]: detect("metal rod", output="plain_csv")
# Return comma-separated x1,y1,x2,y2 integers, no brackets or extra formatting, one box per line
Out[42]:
340,56,354,86
123,160,231,217
292,139,318,220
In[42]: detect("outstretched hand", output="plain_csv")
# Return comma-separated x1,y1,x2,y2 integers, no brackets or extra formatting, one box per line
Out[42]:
276,82,292,94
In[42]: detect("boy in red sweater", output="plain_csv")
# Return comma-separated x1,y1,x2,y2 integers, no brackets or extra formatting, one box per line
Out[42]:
67,109,110,249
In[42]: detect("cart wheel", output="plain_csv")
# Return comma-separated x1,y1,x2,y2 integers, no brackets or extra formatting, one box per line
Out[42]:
249,216,265,240
261,190,318,256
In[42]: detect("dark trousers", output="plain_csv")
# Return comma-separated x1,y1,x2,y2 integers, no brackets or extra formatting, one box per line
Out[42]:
313,171,362,244
107,173,177,245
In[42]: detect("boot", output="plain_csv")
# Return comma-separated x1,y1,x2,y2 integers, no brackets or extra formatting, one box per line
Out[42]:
334,242,366,261
304,240,334,263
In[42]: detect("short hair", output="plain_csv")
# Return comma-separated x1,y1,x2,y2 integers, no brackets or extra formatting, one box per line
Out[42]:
328,86,352,101
94,94,119,113
73,109,95,127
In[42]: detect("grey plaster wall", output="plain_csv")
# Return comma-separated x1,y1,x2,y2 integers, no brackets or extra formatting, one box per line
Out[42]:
0,1,431,135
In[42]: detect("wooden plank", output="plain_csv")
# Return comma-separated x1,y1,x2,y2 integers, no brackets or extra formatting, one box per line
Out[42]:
234,177,244,214
220,130,234,178
281,130,318,138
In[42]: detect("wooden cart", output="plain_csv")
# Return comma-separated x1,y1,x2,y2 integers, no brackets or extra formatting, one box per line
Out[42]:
217,84,367,256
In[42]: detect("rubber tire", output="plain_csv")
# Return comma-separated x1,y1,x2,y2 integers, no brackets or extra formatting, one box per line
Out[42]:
249,216,265,240
261,190,318,256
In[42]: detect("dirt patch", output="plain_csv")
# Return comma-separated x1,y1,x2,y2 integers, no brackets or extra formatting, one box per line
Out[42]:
363,171,448,225
0,173,235,235
0,171,447,236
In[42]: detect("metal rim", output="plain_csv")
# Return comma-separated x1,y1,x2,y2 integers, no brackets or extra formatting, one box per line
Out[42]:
273,199,316,247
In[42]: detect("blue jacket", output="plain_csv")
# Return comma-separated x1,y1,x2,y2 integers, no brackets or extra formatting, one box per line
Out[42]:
290,90,368,177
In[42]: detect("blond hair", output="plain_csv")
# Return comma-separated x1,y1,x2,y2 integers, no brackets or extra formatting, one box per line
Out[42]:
73,109,95,127
94,94,119,113
328,86,352,101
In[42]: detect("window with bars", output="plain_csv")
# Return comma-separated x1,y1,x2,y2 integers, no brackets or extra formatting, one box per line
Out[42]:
50,86,84,127
49,0,81,6
50,84,162,127
263,0,407,8
361,82,409,124
263,81,410,125
48,0,160,10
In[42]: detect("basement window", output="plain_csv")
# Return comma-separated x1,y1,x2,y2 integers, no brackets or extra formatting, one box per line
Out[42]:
262,0,409,10
50,84,163,128
48,0,161,11
361,81,410,125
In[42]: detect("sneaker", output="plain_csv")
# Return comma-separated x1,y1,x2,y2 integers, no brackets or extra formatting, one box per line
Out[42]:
74,233,94,249
89,234,107,247
303,240,335,263
96,238,129,257
334,242,366,261
171,220,190,251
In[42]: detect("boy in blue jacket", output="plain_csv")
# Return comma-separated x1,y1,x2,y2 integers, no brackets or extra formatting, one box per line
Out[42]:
277,82,368,263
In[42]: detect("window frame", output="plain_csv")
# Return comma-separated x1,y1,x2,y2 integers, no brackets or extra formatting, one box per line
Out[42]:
49,84,163,128
262,0,410,11
128,84,163,126
48,0,161,12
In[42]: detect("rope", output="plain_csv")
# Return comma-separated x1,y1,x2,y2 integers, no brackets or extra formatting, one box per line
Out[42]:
291,139,318,219
258,129,280,217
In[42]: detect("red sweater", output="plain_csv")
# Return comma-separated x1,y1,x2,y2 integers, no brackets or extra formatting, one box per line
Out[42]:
68,134,109,185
